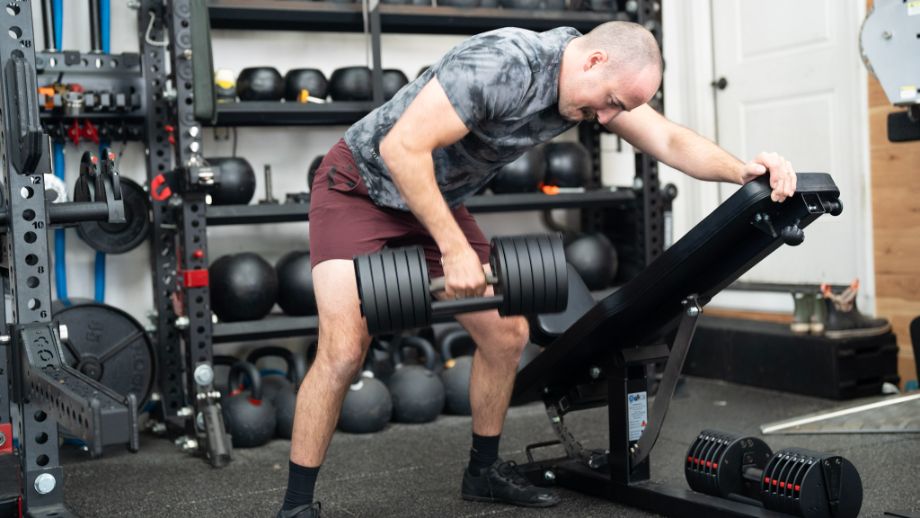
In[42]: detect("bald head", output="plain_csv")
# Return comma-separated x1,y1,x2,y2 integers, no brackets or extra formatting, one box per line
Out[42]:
580,21,662,76
557,22,662,124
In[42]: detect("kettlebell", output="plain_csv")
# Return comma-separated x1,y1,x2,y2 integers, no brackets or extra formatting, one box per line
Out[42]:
338,355,392,433
365,338,396,384
221,361,276,448
387,336,445,423
213,355,240,396
439,328,476,415
246,346,308,439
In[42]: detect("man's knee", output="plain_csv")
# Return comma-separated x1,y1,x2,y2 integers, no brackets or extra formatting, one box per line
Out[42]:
313,317,371,383
473,315,530,358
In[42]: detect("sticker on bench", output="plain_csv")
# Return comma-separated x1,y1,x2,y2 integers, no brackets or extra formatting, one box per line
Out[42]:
628,391,648,442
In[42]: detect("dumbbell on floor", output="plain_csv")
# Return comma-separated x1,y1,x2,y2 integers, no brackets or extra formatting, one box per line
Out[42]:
354,234,568,335
685,429,862,518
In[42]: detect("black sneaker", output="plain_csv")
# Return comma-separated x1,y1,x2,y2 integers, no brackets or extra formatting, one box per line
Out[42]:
276,502,321,518
461,460,561,508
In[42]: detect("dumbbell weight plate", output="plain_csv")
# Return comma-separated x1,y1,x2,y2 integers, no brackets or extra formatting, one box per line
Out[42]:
392,248,414,331
548,233,568,311
382,249,404,330
355,252,381,334
536,234,560,316
407,246,431,330
516,236,538,314
525,235,546,315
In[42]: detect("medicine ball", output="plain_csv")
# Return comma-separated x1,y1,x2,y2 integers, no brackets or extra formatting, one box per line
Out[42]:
207,157,256,205
284,68,328,102
214,68,236,102
382,69,409,100
564,233,618,290
276,250,316,316
236,67,284,101
308,155,324,191
490,146,546,194
329,66,372,101
210,253,278,322
544,142,591,188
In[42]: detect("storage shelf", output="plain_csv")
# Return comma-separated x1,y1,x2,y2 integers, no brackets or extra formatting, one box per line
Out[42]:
206,189,634,226
208,0,613,35
208,101,374,127
213,314,318,343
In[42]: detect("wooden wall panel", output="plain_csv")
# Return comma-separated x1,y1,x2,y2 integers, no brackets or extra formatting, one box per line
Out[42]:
868,46,920,385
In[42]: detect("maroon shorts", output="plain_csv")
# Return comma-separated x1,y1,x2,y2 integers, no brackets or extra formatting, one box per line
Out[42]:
309,139,490,278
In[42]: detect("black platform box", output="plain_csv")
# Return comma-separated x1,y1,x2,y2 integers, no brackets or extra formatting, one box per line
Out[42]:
684,315,900,399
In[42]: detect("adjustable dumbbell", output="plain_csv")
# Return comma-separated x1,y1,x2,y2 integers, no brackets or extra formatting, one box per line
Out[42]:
685,430,862,518
354,234,568,335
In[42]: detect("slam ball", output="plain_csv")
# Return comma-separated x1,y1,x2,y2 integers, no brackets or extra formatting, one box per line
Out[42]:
276,251,317,316
210,253,278,322
565,233,618,290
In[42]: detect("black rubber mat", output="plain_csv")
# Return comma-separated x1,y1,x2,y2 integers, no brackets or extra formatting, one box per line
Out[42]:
61,377,920,517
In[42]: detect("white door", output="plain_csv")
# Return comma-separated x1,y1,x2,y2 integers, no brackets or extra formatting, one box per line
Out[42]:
710,0,872,293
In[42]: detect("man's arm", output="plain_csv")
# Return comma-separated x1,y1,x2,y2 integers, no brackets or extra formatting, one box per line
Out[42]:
606,104,796,202
379,78,485,297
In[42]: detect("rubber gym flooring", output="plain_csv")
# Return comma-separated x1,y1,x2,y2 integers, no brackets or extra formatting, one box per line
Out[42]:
62,377,920,517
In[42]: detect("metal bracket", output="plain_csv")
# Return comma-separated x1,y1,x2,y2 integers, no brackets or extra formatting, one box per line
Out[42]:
536,397,608,470
18,323,139,457
629,296,702,467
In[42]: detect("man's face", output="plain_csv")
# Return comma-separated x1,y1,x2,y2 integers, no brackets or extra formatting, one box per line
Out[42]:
559,56,660,125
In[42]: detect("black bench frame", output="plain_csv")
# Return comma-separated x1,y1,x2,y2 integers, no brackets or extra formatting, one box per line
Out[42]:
513,173,843,517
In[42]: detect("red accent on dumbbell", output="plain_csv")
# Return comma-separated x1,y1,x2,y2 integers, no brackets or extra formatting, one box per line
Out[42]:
764,477,771,484
192,249,205,260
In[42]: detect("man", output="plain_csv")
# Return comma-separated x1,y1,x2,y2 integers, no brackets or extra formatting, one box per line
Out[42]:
277,21,796,517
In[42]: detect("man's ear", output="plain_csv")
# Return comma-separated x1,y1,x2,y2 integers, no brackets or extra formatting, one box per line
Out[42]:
584,50,608,71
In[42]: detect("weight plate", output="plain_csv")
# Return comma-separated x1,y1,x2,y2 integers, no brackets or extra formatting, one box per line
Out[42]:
369,251,394,335
492,238,519,316
382,249,405,331
530,235,556,314
408,246,430,330
547,233,568,313
393,249,416,331
524,236,545,314
77,177,151,254
513,236,536,314
535,235,559,318
52,299,156,405
355,254,378,333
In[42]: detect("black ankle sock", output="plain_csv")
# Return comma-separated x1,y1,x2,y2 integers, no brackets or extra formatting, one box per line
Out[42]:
468,433,501,475
282,462,320,511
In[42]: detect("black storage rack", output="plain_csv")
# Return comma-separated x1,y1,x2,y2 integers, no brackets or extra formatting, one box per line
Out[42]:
191,0,666,347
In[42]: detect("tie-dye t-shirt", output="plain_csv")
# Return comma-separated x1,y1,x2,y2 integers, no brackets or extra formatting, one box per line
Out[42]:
344,27,581,210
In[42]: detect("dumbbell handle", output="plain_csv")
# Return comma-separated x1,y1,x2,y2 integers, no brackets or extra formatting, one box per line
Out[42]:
429,272,499,293
428,273,503,319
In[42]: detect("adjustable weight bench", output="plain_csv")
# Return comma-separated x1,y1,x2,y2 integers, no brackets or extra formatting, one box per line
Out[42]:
513,173,844,517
